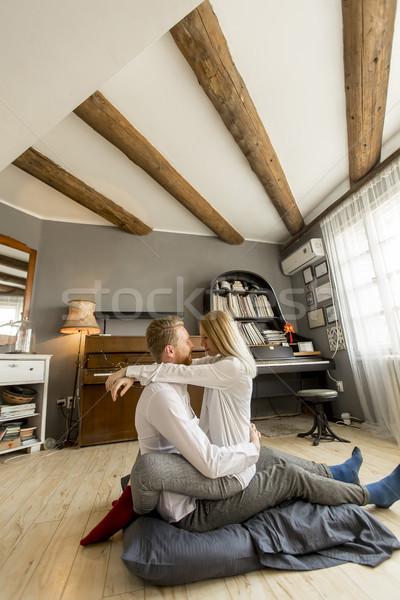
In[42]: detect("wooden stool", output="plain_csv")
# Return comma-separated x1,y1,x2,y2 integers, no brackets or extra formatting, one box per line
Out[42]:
296,389,350,446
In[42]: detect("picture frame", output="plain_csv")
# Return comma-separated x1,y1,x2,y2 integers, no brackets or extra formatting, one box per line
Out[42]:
315,261,328,278
306,290,315,307
302,266,314,285
326,324,346,351
307,308,325,329
315,282,332,303
325,304,337,324
298,341,314,352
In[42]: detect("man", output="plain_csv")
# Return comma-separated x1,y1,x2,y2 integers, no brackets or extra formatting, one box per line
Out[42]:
81,315,400,544
80,315,260,544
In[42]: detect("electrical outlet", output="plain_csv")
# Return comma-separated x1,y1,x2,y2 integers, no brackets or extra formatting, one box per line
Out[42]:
66,396,73,409
57,398,66,407
336,380,344,392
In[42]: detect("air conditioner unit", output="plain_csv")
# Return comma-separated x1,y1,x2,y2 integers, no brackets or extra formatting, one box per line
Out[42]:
281,238,324,276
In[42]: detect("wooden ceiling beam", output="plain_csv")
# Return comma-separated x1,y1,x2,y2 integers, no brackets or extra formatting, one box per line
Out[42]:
0,255,28,272
342,0,397,185
0,284,24,295
12,148,152,235
0,271,26,287
170,0,304,236
74,92,244,245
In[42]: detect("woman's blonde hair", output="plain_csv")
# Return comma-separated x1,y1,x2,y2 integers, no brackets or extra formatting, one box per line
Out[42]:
200,310,257,378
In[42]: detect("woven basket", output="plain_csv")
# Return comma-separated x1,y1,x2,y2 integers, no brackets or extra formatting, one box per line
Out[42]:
2,386,37,405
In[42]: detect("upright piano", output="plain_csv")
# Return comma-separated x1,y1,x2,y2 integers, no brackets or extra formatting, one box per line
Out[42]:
79,335,205,447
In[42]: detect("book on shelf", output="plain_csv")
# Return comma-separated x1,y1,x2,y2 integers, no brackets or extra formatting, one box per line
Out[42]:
1,421,23,438
21,436,39,446
20,426,37,438
238,322,265,345
213,292,274,319
0,402,36,419
261,329,288,344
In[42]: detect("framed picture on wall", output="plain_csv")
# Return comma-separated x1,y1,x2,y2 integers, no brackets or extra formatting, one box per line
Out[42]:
325,304,337,324
307,308,325,329
315,282,332,303
303,266,314,285
306,290,315,307
315,261,328,278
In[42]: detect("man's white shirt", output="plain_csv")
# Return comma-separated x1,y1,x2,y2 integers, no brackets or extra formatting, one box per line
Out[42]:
131,357,258,522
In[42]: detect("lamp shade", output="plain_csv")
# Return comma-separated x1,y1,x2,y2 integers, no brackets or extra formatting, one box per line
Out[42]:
60,299,100,334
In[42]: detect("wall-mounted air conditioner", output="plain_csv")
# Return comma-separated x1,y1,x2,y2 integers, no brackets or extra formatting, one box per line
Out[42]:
281,238,324,276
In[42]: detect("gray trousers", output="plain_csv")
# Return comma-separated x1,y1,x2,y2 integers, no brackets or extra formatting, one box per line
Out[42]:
130,446,369,531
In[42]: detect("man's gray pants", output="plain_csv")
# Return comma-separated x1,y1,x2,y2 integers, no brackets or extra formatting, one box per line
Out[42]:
130,446,369,533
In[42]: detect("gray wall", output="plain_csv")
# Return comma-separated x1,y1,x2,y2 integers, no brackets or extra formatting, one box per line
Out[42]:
281,225,364,422
2,203,297,440
0,202,42,251
2,201,363,440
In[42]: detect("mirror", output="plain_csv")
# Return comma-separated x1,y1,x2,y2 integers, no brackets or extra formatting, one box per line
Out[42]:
0,234,37,347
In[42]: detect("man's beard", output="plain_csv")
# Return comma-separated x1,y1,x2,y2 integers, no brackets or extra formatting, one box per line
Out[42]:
181,353,192,366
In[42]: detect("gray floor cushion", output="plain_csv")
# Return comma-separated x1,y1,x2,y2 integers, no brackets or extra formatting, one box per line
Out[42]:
122,500,400,585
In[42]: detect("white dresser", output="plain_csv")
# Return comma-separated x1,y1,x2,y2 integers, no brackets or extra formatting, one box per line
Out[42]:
0,354,52,454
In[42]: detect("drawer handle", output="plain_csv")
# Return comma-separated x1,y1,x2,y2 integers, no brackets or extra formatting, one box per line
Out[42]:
29,367,34,371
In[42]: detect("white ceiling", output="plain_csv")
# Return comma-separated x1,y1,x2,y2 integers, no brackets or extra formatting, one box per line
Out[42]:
1,0,400,245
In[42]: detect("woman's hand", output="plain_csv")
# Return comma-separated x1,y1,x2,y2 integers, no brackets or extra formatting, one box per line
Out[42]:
249,422,261,453
105,367,127,392
111,377,134,402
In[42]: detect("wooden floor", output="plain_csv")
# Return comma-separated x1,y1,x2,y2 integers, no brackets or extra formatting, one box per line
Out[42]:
1,421,400,600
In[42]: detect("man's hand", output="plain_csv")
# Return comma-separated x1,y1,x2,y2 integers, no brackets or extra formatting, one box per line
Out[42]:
111,377,134,402
250,422,261,453
105,367,127,392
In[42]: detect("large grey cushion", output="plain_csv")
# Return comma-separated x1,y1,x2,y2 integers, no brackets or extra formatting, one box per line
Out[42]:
122,500,400,585
122,515,261,585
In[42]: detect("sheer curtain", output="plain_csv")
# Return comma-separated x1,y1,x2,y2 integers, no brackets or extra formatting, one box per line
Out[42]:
320,156,400,446
0,295,24,332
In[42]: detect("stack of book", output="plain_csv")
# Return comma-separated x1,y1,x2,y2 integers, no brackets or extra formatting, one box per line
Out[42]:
20,426,38,446
261,329,288,345
0,402,36,420
231,280,246,291
0,421,23,450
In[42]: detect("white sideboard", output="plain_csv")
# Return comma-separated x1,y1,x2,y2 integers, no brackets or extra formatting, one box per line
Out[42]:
0,354,52,454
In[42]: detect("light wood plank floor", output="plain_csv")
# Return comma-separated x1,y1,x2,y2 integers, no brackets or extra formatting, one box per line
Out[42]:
1,421,400,600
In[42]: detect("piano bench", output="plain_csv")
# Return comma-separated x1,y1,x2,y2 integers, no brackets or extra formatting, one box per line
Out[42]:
296,389,350,446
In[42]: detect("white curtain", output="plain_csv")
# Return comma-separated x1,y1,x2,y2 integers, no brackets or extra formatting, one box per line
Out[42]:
320,156,400,446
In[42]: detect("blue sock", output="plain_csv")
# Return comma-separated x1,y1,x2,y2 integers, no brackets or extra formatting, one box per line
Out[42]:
328,447,363,484
366,465,400,508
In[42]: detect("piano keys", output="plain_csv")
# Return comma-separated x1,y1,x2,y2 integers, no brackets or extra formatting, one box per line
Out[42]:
256,356,334,374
